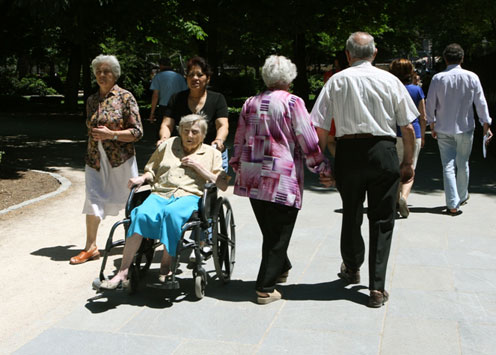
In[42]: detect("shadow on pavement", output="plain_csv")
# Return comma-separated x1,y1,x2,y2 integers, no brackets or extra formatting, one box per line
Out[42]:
84,272,214,313
31,245,124,262
206,278,369,306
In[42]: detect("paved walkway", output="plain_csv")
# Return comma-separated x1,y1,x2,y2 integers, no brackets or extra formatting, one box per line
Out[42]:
1,114,495,354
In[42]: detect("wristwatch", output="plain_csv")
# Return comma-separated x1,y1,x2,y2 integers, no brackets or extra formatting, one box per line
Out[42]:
113,134,118,141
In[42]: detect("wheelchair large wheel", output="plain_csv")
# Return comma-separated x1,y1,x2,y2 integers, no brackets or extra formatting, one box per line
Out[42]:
212,197,236,283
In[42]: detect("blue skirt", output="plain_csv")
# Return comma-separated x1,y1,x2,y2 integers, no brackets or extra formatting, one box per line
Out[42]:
126,194,201,256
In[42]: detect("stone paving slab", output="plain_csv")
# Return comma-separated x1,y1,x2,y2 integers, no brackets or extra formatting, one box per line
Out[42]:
2,113,496,354
8,186,496,355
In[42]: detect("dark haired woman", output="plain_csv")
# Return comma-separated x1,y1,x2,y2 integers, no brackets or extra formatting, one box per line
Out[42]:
158,56,229,171
389,58,426,218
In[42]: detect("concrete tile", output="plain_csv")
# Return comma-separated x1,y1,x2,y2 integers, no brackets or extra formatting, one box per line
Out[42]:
55,300,144,332
391,265,454,291
174,339,255,355
13,328,181,355
453,268,496,293
120,300,280,344
275,297,384,335
387,289,492,323
395,247,450,267
258,326,380,355
447,235,496,253
397,226,448,249
474,293,496,319
445,249,496,269
459,321,496,355
381,317,460,355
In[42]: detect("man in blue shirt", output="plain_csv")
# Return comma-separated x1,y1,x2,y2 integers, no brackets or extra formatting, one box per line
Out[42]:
426,43,493,215
148,57,187,124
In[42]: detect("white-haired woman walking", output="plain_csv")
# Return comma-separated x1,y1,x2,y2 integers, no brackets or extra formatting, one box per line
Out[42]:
230,55,330,304
70,54,143,265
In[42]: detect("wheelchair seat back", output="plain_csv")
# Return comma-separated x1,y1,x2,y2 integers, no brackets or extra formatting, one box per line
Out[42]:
126,186,152,218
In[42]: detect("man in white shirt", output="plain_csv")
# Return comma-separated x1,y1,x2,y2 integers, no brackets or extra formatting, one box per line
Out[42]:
426,43,493,215
148,57,187,124
311,31,418,308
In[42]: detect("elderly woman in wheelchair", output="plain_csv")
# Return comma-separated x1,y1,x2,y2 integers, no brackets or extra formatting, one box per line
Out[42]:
99,114,229,290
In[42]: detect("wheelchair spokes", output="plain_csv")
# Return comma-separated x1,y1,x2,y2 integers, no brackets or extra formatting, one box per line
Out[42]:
212,197,236,283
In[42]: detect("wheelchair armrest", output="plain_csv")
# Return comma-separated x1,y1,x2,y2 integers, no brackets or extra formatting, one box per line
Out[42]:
199,182,218,223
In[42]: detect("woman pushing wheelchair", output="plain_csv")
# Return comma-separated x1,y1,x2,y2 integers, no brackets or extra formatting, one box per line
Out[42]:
100,114,229,290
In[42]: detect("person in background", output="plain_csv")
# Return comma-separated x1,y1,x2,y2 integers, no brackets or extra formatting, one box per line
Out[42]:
426,43,493,216
323,51,348,83
158,56,229,171
71,54,143,265
230,55,330,304
389,58,427,218
148,57,187,124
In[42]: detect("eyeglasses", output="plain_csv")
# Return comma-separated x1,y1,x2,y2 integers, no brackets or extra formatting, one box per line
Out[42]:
95,69,113,76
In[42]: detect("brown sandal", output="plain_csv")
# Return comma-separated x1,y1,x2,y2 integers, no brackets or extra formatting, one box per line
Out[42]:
70,248,100,265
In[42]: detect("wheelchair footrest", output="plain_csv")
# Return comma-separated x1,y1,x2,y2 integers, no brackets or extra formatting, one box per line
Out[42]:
147,280,180,290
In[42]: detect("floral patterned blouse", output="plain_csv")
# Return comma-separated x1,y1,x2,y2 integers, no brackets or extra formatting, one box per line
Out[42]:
85,84,143,170
229,90,329,209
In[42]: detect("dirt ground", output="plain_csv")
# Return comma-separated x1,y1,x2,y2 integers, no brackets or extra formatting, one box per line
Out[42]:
0,168,61,210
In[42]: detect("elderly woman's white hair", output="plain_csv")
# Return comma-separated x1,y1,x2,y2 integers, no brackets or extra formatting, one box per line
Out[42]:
91,54,121,80
261,55,297,89
178,114,208,138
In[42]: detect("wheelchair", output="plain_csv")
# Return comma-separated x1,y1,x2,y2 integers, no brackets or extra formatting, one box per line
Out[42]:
92,182,236,299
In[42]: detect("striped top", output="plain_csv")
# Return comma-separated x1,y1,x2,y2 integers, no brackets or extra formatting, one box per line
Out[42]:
311,60,418,137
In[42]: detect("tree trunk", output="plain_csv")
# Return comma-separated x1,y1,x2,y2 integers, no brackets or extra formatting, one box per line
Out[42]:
292,32,309,104
64,43,81,110
81,43,92,106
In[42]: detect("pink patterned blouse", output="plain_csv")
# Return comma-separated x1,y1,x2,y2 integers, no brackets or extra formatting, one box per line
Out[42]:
229,90,329,209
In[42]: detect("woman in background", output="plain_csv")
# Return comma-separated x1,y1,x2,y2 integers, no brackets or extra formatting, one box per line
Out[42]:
389,58,426,218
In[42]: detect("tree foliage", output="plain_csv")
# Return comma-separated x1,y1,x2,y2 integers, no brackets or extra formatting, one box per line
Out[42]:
2,0,495,108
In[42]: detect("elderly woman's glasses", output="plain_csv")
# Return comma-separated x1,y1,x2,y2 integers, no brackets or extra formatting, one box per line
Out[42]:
95,69,113,76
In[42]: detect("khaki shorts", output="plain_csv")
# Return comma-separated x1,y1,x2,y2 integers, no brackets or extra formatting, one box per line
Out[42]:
396,138,422,169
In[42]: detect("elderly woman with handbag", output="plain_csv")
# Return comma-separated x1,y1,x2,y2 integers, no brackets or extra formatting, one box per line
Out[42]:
70,54,143,265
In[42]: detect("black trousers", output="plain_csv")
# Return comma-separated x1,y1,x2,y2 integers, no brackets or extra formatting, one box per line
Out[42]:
335,137,400,291
250,198,299,293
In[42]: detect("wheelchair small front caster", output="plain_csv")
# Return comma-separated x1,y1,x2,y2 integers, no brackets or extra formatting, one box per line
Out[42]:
193,268,207,299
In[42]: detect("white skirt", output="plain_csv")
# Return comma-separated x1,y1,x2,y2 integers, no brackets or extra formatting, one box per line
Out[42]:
82,141,138,219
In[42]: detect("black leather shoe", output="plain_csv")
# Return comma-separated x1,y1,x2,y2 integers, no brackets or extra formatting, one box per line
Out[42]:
368,290,389,308
446,208,463,216
337,262,360,284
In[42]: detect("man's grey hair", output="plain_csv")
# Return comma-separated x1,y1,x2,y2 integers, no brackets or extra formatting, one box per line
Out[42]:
178,114,208,137
261,55,297,88
346,32,376,60
91,54,121,80
443,43,464,64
